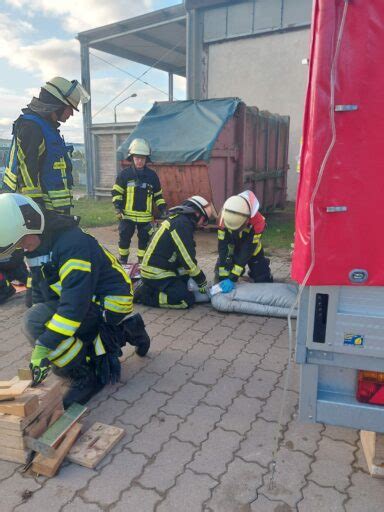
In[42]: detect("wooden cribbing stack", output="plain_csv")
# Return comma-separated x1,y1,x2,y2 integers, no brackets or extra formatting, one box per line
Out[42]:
0,371,64,464
0,370,124,477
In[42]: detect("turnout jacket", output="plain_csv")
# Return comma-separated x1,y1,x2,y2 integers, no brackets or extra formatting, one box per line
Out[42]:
141,213,206,285
36,222,133,366
3,109,73,213
217,213,266,282
111,165,166,223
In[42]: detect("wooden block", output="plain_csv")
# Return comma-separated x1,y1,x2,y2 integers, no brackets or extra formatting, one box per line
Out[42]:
32,422,82,477
25,403,64,440
360,430,384,478
0,394,39,418
18,369,32,381
25,403,87,457
0,377,19,389
0,445,32,464
67,422,125,469
0,377,63,432
0,380,31,401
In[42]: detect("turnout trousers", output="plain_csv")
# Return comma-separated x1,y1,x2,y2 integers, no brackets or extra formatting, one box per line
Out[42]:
118,219,152,263
140,276,195,309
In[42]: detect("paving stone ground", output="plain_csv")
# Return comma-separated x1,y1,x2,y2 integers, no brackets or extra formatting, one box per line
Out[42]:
0,227,383,511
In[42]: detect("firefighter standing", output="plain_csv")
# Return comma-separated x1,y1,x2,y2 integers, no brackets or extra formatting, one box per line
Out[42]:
138,196,212,309
1,76,90,305
0,193,150,408
112,138,166,264
216,190,273,292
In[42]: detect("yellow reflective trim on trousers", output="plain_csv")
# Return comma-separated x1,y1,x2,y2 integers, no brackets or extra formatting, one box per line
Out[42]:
119,247,130,256
51,338,83,368
113,183,125,194
93,334,106,356
218,266,230,277
137,249,146,258
218,230,225,240
49,336,76,360
158,292,188,309
253,243,262,257
45,313,81,336
16,139,34,189
170,229,200,277
159,292,167,306
232,264,243,277
59,259,91,282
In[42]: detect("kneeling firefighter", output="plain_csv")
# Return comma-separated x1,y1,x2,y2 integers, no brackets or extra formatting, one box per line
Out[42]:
216,190,273,292
0,249,28,305
138,196,213,308
0,193,150,408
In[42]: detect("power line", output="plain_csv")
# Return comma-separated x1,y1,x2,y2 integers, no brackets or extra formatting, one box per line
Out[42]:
92,39,183,118
90,51,176,101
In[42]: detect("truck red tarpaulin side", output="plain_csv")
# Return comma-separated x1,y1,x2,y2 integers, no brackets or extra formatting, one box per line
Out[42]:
291,0,384,286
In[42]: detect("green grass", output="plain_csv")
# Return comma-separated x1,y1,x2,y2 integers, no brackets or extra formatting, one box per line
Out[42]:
262,202,295,252
72,197,295,252
72,197,116,227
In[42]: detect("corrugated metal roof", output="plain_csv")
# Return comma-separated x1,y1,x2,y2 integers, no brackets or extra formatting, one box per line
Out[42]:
77,4,186,76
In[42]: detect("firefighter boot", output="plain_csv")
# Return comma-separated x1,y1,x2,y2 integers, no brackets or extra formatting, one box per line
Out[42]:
120,313,150,357
61,363,104,409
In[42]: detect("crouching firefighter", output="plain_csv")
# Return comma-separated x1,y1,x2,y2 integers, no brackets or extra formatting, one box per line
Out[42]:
215,190,273,293
138,196,213,309
0,193,150,408
0,249,28,305
112,138,167,264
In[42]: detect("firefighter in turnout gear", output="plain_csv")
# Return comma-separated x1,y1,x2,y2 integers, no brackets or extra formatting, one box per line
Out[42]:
2,76,89,214
112,138,166,263
0,193,150,408
138,196,212,309
0,249,28,305
216,191,273,293
1,77,90,307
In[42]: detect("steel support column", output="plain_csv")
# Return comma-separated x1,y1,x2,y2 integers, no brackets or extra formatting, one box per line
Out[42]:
80,42,95,197
168,72,174,101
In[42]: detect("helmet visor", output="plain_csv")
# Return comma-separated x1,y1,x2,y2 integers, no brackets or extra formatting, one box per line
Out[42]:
0,239,23,261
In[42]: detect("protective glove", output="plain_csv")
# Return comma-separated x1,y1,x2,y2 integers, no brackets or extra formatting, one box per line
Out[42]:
96,353,121,386
158,207,168,220
30,344,51,386
198,281,208,294
115,210,123,220
220,278,235,294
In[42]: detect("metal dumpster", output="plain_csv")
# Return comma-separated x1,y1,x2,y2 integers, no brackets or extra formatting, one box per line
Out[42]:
117,98,289,212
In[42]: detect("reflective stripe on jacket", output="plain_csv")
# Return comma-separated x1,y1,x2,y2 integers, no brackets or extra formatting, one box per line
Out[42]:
3,113,73,212
112,165,165,222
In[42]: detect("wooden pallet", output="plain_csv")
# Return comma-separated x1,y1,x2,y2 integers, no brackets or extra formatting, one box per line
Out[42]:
360,430,384,478
67,422,125,468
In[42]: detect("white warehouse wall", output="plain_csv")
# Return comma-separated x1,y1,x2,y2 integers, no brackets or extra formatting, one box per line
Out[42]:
207,29,311,201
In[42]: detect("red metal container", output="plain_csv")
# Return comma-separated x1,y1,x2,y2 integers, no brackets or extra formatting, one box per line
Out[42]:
120,102,289,212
